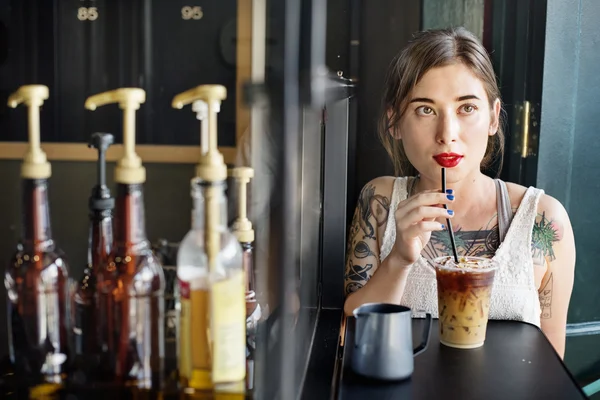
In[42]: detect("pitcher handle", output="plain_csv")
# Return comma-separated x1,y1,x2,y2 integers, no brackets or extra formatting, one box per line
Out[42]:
413,312,432,356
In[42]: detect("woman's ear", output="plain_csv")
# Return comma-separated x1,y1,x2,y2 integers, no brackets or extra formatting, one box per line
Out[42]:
489,98,501,136
387,110,401,139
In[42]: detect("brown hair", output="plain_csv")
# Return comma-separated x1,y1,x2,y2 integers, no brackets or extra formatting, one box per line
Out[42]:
378,27,505,177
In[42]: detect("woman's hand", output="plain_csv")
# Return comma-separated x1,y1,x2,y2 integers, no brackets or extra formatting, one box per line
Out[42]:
390,189,455,266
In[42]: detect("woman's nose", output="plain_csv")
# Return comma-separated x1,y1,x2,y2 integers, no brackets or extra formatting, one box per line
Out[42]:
436,112,459,144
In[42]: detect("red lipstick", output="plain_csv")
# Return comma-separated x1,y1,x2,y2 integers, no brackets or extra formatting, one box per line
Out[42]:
433,153,463,168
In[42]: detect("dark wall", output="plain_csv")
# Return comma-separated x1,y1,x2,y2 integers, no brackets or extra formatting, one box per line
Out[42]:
0,1,238,147
538,0,600,384
352,1,421,205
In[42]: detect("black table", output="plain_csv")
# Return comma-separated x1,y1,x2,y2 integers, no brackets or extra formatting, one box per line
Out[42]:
337,318,588,400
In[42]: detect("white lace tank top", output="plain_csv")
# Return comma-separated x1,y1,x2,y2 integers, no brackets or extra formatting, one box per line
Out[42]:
380,177,544,327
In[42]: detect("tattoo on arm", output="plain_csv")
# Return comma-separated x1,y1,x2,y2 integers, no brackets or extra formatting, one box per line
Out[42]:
354,241,375,259
532,211,562,262
344,263,373,295
345,237,375,295
357,184,390,239
344,183,389,296
539,273,553,319
531,211,564,319
346,208,361,253
345,215,376,295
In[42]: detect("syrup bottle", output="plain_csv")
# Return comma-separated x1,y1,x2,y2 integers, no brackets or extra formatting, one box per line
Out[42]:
229,166,261,390
172,85,246,393
71,132,114,384
5,85,70,385
85,88,165,389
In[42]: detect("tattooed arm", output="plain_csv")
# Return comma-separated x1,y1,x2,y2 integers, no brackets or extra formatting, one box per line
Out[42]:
343,177,410,316
532,195,576,359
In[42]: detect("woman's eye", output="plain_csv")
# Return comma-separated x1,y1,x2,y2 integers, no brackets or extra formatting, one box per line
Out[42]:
416,106,434,116
460,104,477,114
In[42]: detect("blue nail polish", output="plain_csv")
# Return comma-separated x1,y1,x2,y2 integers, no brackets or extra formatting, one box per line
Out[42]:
447,209,454,216
447,194,455,200
441,224,446,229
446,189,454,194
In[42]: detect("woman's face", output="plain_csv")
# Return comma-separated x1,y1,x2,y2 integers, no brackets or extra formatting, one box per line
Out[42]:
395,62,500,182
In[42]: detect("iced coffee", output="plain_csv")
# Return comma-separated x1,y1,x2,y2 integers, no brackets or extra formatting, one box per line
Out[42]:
433,256,498,349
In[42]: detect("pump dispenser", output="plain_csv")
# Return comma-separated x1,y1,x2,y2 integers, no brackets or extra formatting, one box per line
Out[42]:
172,85,227,181
8,85,51,179
229,167,259,316
85,88,146,184
5,85,70,385
71,133,115,380
173,85,246,391
85,88,165,389
229,166,261,390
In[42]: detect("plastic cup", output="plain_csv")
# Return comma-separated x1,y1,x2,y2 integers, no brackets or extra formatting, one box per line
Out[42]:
433,256,498,349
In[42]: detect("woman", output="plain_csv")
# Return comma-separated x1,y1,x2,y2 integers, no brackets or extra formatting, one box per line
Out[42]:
343,27,575,359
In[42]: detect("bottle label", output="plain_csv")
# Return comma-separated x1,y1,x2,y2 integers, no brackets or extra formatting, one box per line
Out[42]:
211,270,247,384
180,280,191,300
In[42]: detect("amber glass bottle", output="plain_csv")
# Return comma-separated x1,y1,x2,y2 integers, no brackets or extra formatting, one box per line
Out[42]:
71,133,114,384
97,183,164,388
6,179,70,384
86,88,165,390
5,85,70,385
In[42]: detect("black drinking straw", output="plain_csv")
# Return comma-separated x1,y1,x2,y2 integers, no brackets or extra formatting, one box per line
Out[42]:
441,168,459,263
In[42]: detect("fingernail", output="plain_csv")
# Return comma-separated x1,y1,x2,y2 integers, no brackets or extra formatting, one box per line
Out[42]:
447,209,454,216
446,189,454,194
447,194,455,200
441,224,446,229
